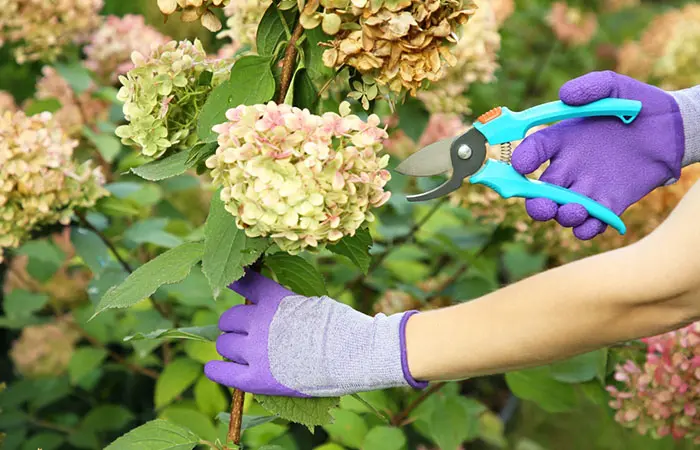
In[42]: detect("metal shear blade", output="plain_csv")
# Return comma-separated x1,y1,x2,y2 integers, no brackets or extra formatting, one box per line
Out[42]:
395,128,488,201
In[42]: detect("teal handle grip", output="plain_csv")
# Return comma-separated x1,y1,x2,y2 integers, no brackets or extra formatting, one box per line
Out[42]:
469,160,626,234
473,98,642,145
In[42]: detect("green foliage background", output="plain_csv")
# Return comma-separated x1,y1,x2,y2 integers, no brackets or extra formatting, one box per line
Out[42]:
1,1,697,449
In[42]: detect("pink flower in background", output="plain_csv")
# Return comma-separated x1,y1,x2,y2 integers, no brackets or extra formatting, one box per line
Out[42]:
607,323,700,443
547,2,598,46
84,14,170,83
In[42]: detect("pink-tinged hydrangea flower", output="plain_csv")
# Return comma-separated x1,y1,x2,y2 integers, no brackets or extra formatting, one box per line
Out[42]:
616,4,700,91
115,39,232,159
33,66,110,137
84,14,170,84
0,0,103,63
607,323,700,443
0,110,108,262
9,315,80,378
0,91,17,112
547,2,598,47
492,0,515,25
205,102,391,254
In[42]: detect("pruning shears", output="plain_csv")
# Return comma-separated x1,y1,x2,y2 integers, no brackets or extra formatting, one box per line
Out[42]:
395,98,644,235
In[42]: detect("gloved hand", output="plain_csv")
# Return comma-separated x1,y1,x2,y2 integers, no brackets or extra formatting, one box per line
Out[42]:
511,70,687,240
204,270,427,397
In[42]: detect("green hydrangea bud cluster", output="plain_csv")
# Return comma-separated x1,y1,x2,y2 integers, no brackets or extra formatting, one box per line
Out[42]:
205,101,392,254
0,110,108,262
115,39,232,159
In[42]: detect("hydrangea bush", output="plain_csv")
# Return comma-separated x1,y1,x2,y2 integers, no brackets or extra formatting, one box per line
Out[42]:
2,1,700,450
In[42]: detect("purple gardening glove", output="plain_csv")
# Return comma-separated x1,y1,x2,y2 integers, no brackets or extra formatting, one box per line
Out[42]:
511,70,686,240
204,270,427,397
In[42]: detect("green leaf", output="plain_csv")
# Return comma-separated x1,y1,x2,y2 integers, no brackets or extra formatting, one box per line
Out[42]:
124,325,220,343
4,290,48,319
81,405,134,432
396,96,429,142
327,228,372,273
16,240,65,283
24,98,62,116
428,396,480,450
55,62,92,94
505,367,577,413
21,432,64,450
71,227,111,275
159,405,218,442
256,395,339,430
194,377,227,419
285,66,318,111
104,419,199,450
94,242,204,316
185,141,217,170
478,411,507,449
131,152,189,181
265,253,327,297
197,55,276,142
549,350,608,384
362,426,406,450
97,196,142,218
202,192,269,299
502,244,547,282
323,410,368,449
256,3,296,57
68,347,108,385
155,358,202,409
313,444,345,450
184,340,220,364
124,219,183,249
83,126,121,163
303,27,335,82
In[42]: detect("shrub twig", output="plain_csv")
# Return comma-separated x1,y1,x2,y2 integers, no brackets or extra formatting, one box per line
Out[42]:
278,22,305,104
75,211,171,321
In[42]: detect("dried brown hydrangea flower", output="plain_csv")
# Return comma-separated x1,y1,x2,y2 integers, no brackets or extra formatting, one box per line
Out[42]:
301,0,476,95
157,0,229,32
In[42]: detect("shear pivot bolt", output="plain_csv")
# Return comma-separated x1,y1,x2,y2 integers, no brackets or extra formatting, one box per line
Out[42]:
457,144,472,160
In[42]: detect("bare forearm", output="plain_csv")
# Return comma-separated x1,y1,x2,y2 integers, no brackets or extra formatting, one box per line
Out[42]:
406,182,700,381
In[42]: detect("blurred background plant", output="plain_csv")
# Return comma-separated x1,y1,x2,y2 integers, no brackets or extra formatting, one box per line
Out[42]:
1,0,700,449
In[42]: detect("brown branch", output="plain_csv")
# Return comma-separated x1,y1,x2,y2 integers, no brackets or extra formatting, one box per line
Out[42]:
75,211,171,321
75,324,159,380
391,382,446,426
29,417,76,434
227,296,251,447
227,383,246,445
277,22,305,104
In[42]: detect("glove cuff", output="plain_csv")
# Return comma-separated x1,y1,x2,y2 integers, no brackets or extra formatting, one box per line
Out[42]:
670,86,700,168
399,310,429,389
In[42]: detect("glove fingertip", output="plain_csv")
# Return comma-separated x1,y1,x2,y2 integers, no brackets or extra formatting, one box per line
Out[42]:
573,218,607,240
560,70,618,105
525,198,558,222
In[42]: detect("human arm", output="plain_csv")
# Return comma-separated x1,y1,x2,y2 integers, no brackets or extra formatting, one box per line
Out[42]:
406,179,700,381
205,179,700,396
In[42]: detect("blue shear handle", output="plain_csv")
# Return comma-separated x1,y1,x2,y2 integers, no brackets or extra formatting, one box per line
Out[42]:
473,98,642,145
470,160,626,234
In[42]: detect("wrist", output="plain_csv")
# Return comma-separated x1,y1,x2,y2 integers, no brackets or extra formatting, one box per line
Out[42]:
399,310,429,388
670,86,700,168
